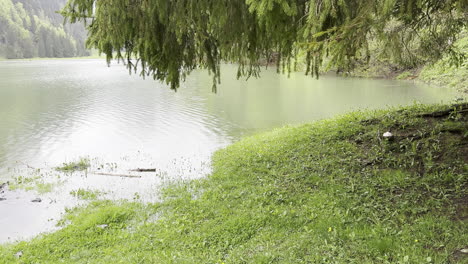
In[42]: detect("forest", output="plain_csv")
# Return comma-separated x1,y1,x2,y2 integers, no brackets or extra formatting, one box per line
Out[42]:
0,0,88,59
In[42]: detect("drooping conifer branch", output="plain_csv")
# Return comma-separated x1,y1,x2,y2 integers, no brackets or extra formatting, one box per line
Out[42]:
61,0,467,90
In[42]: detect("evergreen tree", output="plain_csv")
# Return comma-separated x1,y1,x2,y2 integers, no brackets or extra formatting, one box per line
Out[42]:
20,36,34,58
43,29,53,57
37,34,45,57
61,0,467,90
29,14,36,32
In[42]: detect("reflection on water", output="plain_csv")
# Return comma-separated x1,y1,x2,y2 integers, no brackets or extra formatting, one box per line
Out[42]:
0,59,459,242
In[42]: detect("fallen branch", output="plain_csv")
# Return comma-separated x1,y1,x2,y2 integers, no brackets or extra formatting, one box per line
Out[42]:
90,172,142,178
418,109,468,118
417,104,468,118
129,168,157,172
18,161,41,170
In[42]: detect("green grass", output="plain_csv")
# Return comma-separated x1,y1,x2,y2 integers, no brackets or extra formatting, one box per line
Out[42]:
55,158,90,172
70,188,104,200
1,104,467,263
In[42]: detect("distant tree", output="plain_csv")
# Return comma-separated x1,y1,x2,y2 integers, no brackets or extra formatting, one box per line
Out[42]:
21,36,34,58
61,36,76,57
37,34,45,57
29,14,36,33
0,17,7,45
51,33,62,57
42,29,53,57
5,27,19,58
61,0,467,90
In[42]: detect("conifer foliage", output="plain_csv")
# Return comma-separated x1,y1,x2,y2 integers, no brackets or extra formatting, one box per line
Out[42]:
61,0,467,90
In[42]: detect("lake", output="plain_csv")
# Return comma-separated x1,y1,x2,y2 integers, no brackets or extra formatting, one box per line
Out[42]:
0,59,459,243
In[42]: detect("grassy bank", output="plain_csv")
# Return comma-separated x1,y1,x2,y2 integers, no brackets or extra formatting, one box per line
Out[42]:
343,34,468,94
418,36,468,94
1,104,467,263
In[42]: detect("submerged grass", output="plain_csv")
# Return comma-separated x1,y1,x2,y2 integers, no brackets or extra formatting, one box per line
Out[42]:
1,104,467,263
7,176,41,192
55,158,90,172
7,175,57,194
70,188,104,200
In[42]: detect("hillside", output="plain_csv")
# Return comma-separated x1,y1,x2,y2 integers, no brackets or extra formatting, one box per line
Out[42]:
0,0,89,59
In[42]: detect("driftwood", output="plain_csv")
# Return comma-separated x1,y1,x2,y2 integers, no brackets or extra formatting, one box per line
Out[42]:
90,172,142,178
129,168,157,172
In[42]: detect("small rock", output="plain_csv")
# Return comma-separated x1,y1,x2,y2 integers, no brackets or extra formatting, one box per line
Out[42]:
97,224,108,229
383,131,393,138
14,251,23,258
0,197,6,201
31,198,42,203
461,248,468,254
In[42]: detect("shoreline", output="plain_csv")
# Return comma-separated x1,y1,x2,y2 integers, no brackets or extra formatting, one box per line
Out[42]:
1,103,466,263
0,55,106,62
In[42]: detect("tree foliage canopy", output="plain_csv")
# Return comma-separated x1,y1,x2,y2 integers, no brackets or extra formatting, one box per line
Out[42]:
61,0,467,90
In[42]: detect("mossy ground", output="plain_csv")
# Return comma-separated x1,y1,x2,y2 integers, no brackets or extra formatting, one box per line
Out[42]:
0,104,467,263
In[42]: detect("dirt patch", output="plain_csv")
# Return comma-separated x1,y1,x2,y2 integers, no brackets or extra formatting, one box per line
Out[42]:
450,248,468,263
452,195,468,221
